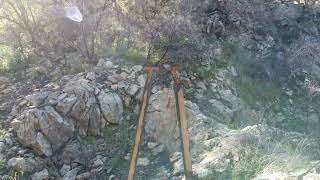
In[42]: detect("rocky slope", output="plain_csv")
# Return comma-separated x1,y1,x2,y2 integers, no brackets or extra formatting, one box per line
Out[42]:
0,58,319,180
0,0,319,179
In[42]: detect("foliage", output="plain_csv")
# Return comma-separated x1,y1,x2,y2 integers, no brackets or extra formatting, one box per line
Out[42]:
235,77,281,108
122,48,145,65
232,146,268,180
233,135,317,179
288,43,320,80
26,66,48,80
0,45,15,73
276,22,301,44
0,129,4,138
9,169,24,180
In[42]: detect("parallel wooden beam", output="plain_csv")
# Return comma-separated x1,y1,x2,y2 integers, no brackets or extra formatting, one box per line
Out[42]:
171,67,193,179
127,67,155,180
128,66,192,179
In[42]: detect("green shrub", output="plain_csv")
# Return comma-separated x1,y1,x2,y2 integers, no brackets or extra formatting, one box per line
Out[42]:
0,129,4,138
235,77,281,108
277,22,300,44
122,48,145,65
232,146,268,180
0,45,14,73
26,66,48,80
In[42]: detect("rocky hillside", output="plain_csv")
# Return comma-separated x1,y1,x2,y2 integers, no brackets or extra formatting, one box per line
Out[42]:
0,57,319,180
0,0,319,180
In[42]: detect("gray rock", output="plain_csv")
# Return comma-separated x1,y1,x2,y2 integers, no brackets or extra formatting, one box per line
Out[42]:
25,92,54,107
0,76,9,83
58,78,123,134
0,152,6,162
2,175,12,180
137,75,146,87
63,168,80,180
170,153,184,176
90,167,104,174
145,89,180,152
97,90,123,124
97,59,113,69
86,72,96,81
117,81,128,90
229,66,238,77
31,169,49,180
61,142,81,164
286,89,293,96
93,158,104,167
60,164,71,176
195,81,207,91
12,106,74,156
34,132,52,157
61,79,104,135
7,157,38,173
108,73,128,84
127,84,140,97
151,144,165,155
137,158,150,166
170,152,182,163
76,172,91,179
5,136,14,147
109,175,116,180
0,142,5,152
120,72,128,80
147,142,159,149
132,65,143,72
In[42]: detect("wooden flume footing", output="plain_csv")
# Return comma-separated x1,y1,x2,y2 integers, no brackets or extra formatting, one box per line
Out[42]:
127,66,193,180
171,67,193,179
127,66,157,180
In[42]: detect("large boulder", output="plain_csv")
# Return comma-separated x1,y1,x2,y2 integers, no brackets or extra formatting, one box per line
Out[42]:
144,89,230,153
11,106,75,156
57,78,123,135
7,157,41,173
31,169,49,180
11,76,123,156
145,89,180,152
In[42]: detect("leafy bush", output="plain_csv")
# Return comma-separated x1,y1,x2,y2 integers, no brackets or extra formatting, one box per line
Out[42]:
232,135,317,179
277,22,301,44
0,46,14,73
122,48,145,65
288,43,320,80
26,66,48,80
235,77,281,108
232,146,268,180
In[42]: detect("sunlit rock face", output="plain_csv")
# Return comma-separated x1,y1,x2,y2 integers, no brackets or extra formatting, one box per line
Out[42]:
145,88,181,153
12,106,74,156
12,76,123,156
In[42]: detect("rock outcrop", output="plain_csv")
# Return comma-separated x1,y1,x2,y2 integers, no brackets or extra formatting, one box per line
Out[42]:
145,89,180,152
11,106,74,156
11,76,123,156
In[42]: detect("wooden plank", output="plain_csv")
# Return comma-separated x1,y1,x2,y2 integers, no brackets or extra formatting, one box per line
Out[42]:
127,67,154,180
171,67,193,179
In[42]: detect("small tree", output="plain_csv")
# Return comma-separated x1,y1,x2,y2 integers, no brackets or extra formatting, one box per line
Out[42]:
115,0,206,65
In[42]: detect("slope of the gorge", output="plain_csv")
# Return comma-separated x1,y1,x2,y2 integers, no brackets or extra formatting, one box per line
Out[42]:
0,0,319,179
0,58,319,179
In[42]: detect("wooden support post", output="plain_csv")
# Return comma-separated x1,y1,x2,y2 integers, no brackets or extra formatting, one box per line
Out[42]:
127,66,157,180
171,67,193,179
